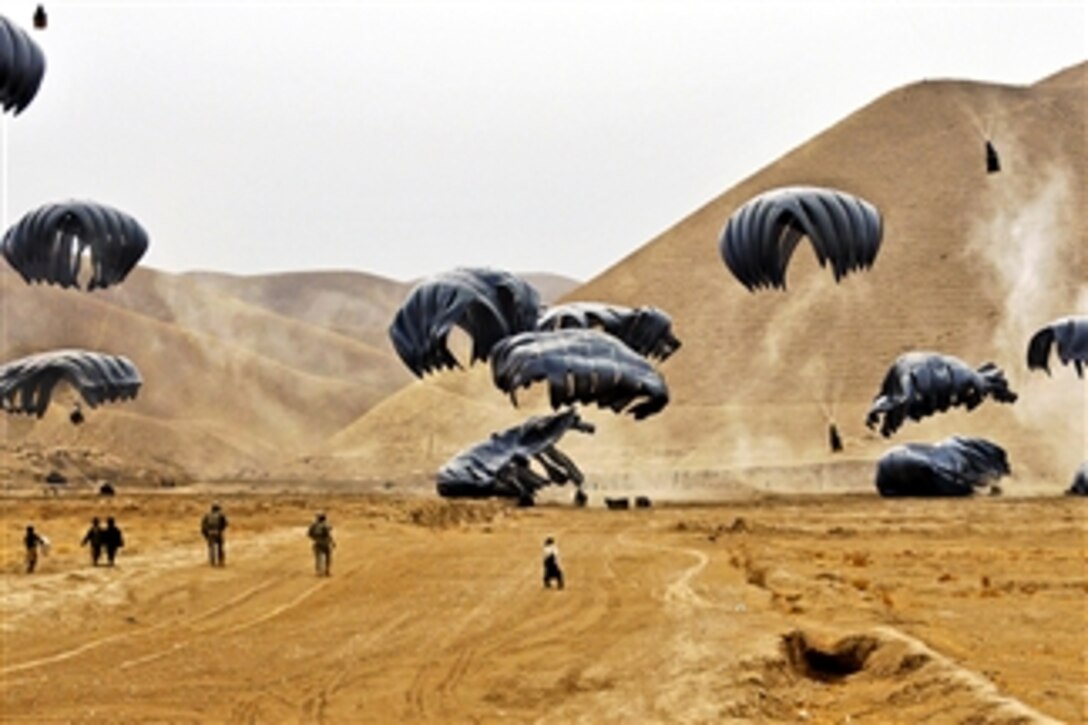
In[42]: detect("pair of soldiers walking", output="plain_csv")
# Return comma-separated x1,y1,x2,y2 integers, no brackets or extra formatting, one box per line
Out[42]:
80,517,125,567
198,504,334,576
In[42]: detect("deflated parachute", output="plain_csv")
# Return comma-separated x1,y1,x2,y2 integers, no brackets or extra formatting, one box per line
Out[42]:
875,436,1010,497
0,15,46,115
718,186,882,291
537,302,681,361
436,409,595,500
491,329,669,419
1027,316,1088,378
389,268,541,377
866,352,1017,437
1067,462,1088,496
0,349,142,417
2,201,149,290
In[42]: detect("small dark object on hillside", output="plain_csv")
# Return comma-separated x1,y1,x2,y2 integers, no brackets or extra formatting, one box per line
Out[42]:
573,488,588,507
635,496,652,508
986,140,1000,174
99,482,115,496
605,497,629,510
70,403,84,425
828,423,843,453
45,470,67,485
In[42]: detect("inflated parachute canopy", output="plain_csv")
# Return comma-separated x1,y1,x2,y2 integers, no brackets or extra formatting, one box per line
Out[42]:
866,352,1017,438
491,329,669,420
1027,316,1088,378
0,14,46,115
436,409,595,500
1068,462,1088,496
2,201,150,290
389,267,542,377
718,186,883,291
875,437,1010,497
0,349,142,417
537,302,682,361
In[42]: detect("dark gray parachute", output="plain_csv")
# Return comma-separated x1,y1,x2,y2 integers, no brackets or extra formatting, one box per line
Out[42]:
875,436,1010,497
718,186,883,291
1067,462,1088,496
436,409,595,500
536,302,681,361
388,268,542,377
1027,316,1088,378
866,352,1017,437
0,349,142,417
0,15,46,115
491,329,669,419
2,201,150,290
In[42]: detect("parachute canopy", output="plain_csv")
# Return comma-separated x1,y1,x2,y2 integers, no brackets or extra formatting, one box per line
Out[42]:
2,201,150,290
436,409,594,499
491,329,669,419
0,15,45,115
866,352,1017,437
0,349,142,417
1027,316,1088,378
1068,462,1088,496
537,302,681,361
718,186,883,291
389,268,542,377
875,436,1010,497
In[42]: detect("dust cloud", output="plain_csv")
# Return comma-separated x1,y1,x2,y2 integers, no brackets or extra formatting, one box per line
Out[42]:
968,161,1086,479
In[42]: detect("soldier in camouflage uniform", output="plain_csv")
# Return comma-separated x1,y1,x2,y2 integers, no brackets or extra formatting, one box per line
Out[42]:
307,512,335,577
201,503,229,567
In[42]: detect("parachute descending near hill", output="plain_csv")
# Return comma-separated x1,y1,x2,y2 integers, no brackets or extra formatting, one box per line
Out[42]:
536,303,681,361
0,15,46,115
491,329,669,419
0,350,142,418
1026,316,1088,378
437,409,595,502
718,186,883,291
866,352,1017,437
389,268,542,377
875,436,1010,497
2,201,150,290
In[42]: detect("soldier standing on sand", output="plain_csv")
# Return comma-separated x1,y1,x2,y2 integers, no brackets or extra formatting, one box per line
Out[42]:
102,517,124,566
307,512,335,577
542,536,564,590
201,503,229,567
81,517,104,566
24,525,47,573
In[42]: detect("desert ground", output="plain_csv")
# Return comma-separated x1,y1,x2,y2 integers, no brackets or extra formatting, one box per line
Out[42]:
1,489,1084,723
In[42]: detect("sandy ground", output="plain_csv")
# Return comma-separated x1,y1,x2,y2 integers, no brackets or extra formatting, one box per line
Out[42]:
0,491,1084,724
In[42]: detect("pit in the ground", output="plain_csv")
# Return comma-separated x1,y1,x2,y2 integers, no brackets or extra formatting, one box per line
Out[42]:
782,630,879,682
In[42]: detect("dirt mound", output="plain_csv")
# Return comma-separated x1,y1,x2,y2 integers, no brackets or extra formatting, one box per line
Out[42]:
753,627,1060,723
398,499,509,529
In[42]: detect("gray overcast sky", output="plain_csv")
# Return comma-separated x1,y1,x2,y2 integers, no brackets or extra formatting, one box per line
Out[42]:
2,1,1085,282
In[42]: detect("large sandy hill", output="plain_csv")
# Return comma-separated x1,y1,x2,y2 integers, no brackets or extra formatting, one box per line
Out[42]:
0,266,412,482
298,63,1087,492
